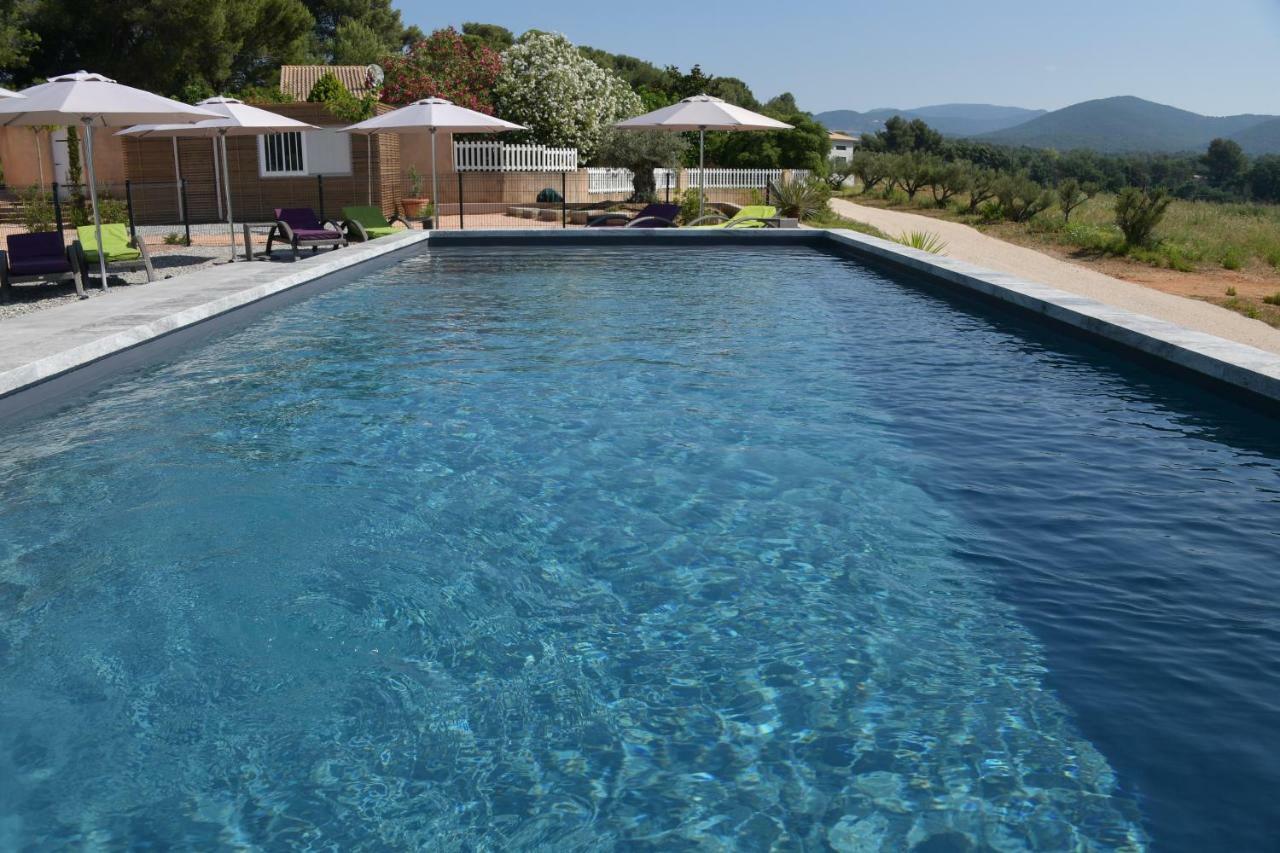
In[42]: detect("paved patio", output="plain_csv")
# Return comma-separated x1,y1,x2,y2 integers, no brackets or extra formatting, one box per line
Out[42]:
0,230,429,399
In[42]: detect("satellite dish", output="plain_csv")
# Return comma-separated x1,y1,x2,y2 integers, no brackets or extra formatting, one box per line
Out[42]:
367,65,385,88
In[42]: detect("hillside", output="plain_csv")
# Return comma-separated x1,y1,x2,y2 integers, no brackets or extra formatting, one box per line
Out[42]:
977,96,1278,153
815,104,1044,137
1230,117,1280,155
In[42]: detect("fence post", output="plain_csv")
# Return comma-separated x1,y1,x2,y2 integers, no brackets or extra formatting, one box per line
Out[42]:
561,172,567,228
52,182,63,234
316,174,325,222
457,171,464,230
124,180,138,242
180,179,191,246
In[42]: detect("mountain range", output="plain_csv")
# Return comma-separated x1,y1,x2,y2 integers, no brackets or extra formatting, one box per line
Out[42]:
815,104,1045,137
816,96,1280,155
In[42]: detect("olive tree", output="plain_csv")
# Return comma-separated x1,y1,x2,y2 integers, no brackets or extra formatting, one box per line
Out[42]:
594,130,687,201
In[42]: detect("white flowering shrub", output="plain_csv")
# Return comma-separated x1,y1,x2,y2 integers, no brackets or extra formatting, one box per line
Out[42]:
495,31,643,161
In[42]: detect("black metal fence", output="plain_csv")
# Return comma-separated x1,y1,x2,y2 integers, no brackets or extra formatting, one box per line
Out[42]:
1,170,772,253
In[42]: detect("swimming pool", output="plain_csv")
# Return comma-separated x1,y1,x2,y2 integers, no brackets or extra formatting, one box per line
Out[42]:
0,244,1277,849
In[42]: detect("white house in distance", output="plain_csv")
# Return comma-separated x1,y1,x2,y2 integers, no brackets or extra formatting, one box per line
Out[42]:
828,131,859,163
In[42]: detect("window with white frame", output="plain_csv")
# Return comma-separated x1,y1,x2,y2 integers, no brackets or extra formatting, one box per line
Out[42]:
259,132,306,176
257,128,352,178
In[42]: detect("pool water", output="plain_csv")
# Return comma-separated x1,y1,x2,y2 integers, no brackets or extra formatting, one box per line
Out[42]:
1,245,1277,850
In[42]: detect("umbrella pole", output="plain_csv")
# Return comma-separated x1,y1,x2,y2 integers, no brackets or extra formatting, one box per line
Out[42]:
219,131,236,262
82,118,109,291
430,127,438,231
172,137,184,221
698,127,706,221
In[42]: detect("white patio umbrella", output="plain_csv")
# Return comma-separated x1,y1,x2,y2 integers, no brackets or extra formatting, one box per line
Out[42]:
0,71,218,289
340,98,524,226
119,98,318,260
0,87,25,98
615,94,793,220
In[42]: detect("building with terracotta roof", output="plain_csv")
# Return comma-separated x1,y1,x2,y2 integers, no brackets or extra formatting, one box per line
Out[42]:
828,131,859,163
278,65,385,101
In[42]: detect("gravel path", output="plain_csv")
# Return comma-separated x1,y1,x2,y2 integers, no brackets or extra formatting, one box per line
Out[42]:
0,245,232,321
831,198,1280,356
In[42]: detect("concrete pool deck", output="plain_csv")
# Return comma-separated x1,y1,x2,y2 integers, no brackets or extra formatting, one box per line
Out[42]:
1,227,1279,412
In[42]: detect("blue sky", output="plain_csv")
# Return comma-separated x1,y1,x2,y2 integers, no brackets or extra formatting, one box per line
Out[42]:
402,0,1280,116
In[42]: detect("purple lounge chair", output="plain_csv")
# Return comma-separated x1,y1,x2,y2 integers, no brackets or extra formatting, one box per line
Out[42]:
265,208,347,260
587,203,680,228
0,232,85,301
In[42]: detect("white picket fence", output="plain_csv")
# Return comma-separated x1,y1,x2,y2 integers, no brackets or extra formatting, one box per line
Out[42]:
587,167,810,194
686,168,809,188
454,141,579,172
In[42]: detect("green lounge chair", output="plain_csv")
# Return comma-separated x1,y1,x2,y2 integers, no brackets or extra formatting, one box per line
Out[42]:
73,223,154,287
341,205,410,242
687,205,780,229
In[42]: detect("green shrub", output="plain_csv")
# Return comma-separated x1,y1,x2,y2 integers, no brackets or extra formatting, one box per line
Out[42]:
1114,187,1172,246
1221,247,1244,270
96,193,129,225
1226,286,1237,296
17,185,56,233
1056,178,1096,222
769,176,831,219
1262,292,1280,305
894,230,947,254
678,187,707,224
994,173,1052,222
163,232,185,245
976,200,1003,223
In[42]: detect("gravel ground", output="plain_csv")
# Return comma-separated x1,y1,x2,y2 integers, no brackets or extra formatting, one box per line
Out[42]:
0,244,233,321
830,198,1280,356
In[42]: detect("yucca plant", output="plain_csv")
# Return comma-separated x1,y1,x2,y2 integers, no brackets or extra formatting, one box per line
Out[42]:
894,230,948,254
769,177,831,220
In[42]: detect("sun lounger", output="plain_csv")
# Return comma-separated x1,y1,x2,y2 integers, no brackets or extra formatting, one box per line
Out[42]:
686,205,780,229
73,223,154,285
587,203,681,228
0,231,85,300
341,205,410,242
265,208,346,260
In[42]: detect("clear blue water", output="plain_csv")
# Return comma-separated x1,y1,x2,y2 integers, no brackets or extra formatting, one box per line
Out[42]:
1,245,1277,850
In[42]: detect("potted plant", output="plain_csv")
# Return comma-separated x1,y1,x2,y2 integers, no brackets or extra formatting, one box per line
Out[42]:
421,203,435,230
401,166,430,219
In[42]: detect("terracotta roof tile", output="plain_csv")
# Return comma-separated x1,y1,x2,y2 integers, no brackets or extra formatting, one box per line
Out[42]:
279,65,382,101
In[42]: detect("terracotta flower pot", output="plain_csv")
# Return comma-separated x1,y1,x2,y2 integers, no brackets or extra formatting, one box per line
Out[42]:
401,198,429,219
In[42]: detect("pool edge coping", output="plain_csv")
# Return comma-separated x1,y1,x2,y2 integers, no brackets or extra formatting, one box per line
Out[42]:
817,228,1280,405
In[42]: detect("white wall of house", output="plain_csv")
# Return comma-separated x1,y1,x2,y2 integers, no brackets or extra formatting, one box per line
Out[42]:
257,127,352,178
830,138,856,163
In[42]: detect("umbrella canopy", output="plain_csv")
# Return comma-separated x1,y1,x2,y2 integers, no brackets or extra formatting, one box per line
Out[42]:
119,98,319,260
615,94,793,133
119,96,318,138
0,71,218,128
615,94,793,220
0,87,24,99
342,97,526,226
0,72,219,292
